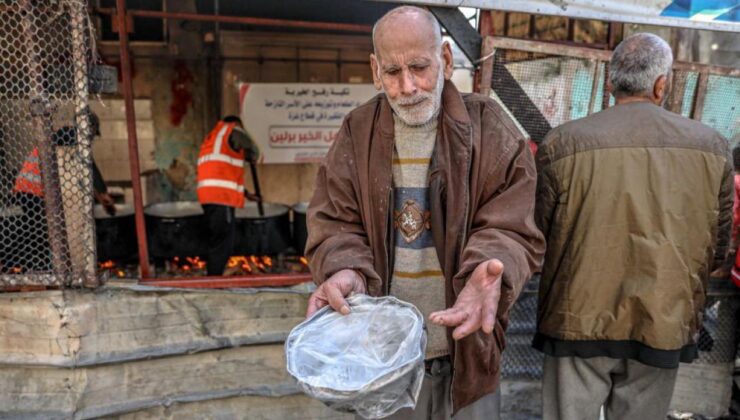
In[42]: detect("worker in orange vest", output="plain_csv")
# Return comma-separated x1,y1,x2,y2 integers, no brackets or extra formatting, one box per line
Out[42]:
197,115,260,276
10,111,114,272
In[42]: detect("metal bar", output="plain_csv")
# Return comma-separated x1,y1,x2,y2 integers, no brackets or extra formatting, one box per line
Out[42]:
21,0,71,281
429,6,482,63
95,8,372,33
370,0,740,33
490,56,552,143
100,53,370,65
69,1,98,287
691,72,709,121
0,273,61,288
248,162,264,216
472,10,494,94
666,70,688,114
488,36,740,77
587,60,601,115
116,0,151,278
141,273,312,289
528,14,536,39
673,61,740,77
490,36,613,60
607,22,623,49
477,37,495,96
567,18,575,42
601,64,611,110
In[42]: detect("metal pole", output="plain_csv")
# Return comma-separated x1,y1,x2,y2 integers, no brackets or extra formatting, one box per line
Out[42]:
96,8,372,33
69,1,98,287
142,273,312,289
115,0,152,278
21,0,71,283
249,161,265,216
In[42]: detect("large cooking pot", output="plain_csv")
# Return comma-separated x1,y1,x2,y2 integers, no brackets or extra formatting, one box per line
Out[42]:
234,202,292,255
145,201,207,259
94,203,137,262
293,202,308,255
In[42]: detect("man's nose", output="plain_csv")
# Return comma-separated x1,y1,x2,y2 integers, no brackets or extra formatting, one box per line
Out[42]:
399,69,417,96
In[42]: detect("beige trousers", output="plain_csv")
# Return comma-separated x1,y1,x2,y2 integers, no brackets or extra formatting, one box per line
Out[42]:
542,355,678,420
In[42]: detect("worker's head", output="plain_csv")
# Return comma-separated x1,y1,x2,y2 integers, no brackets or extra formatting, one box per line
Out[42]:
370,6,453,126
733,144,740,173
223,115,243,127
608,33,673,105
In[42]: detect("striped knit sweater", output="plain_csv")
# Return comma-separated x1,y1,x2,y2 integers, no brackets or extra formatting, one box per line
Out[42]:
390,115,448,359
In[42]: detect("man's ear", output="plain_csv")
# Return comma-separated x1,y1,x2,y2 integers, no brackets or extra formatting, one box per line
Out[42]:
441,41,453,80
370,53,382,90
653,74,668,104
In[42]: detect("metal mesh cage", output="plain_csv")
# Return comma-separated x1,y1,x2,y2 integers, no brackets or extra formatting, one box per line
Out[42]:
0,0,97,288
501,280,740,381
489,42,740,144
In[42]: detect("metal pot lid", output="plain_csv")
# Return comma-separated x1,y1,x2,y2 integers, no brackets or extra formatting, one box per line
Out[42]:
145,201,204,218
293,201,309,214
235,202,289,219
94,203,135,219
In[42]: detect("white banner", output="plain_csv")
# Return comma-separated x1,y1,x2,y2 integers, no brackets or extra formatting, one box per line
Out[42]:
238,83,378,164
385,0,740,32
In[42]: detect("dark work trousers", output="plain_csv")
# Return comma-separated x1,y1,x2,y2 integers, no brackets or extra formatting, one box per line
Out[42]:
7,193,51,272
203,204,235,276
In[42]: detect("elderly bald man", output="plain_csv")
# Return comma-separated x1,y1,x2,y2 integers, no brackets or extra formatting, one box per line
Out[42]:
304,5,545,420
534,32,733,420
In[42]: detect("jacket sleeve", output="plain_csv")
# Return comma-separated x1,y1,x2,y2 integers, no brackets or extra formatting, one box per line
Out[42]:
453,110,546,321
229,127,260,162
714,146,734,270
305,120,380,289
534,130,560,241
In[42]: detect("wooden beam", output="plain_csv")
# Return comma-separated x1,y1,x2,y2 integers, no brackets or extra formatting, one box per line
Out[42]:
477,37,495,96
691,72,709,121
0,286,309,367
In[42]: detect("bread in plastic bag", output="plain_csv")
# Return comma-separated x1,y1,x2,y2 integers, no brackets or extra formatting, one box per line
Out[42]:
285,294,427,419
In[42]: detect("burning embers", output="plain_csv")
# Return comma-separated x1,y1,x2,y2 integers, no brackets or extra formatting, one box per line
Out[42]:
226,255,273,274
97,255,309,278
98,260,133,278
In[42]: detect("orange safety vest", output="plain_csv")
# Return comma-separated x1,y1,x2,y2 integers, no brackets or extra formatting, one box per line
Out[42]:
13,147,43,197
197,121,246,208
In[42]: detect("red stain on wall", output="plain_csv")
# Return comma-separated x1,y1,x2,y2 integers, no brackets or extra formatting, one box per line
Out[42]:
170,60,193,126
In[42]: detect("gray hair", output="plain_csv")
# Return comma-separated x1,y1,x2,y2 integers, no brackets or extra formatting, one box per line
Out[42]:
372,6,443,57
609,33,673,97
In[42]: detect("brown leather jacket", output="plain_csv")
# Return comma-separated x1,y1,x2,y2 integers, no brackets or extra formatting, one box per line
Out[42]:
306,81,545,411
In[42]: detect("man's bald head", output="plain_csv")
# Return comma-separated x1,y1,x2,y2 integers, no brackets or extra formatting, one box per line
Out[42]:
372,6,442,58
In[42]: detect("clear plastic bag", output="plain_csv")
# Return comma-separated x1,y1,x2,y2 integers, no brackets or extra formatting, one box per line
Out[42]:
285,294,427,419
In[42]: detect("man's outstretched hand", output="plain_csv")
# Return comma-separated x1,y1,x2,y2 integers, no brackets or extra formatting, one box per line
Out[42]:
305,269,367,318
429,259,503,340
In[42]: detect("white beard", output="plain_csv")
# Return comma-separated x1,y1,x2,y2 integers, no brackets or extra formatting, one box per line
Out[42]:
384,66,444,126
